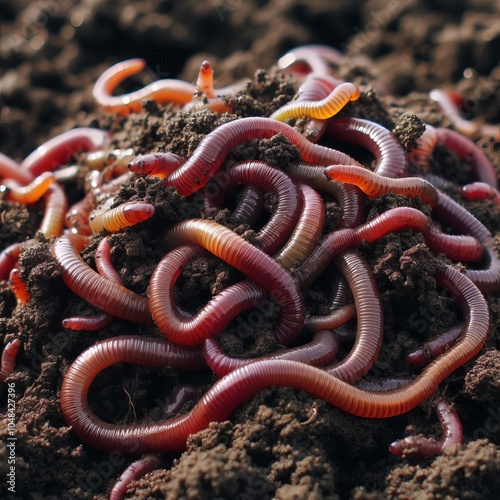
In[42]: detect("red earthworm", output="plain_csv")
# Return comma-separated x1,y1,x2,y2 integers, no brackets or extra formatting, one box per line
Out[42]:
327,117,409,178
62,311,114,331
158,117,361,196
109,454,161,500
435,127,497,187
0,240,35,281
303,303,356,332
274,183,324,270
432,190,500,292
89,201,155,234
163,384,199,416
60,265,488,454
1,172,55,204
462,182,500,207
407,324,464,366
203,330,340,377
269,82,360,121
9,268,31,305
277,45,345,76
39,184,68,238
196,60,216,98
285,162,364,228
149,243,301,346
322,251,382,383
52,234,152,324
65,195,93,236
21,128,109,178
230,186,265,226
325,165,438,205
0,339,21,383
93,59,196,115
0,152,34,185
95,236,123,283
326,267,355,342
203,161,300,254
423,225,483,262
128,152,186,178
292,207,429,288
408,124,437,172
389,400,463,457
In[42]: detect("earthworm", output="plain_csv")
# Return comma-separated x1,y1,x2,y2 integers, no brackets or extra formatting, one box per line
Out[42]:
62,311,114,331
0,242,27,281
163,384,199,416
65,195,93,236
159,117,361,196
1,172,55,204
304,303,356,332
229,186,265,226
292,207,429,288
326,267,355,342
203,161,300,254
274,183,324,270
109,454,161,500
407,324,464,366
60,265,487,454
93,59,196,115
0,152,34,185
128,152,186,178
0,339,21,383
423,225,483,262
21,128,109,178
53,165,80,183
196,60,215,98
324,165,438,206
322,251,382,383
269,82,360,121
407,124,437,172
462,182,500,207
9,268,31,305
89,201,155,234
95,236,123,283
52,234,152,324
434,127,497,187
389,401,463,457
84,148,136,172
98,172,136,194
149,243,302,346
277,45,345,75
39,184,68,238
327,118,409,178
285,162,364,228
203,330,340,377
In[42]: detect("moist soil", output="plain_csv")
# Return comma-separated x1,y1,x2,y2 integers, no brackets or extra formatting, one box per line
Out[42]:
1,1,500,499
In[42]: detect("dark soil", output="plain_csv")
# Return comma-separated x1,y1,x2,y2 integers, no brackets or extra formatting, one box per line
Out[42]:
1,1,500,499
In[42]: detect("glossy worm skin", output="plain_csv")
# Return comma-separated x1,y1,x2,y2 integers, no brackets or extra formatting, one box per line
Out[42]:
89,201,155,234
462,182,500,207
277,45,345,75
21,128,109,178
0,242,25,281
327,118,409,178
109,454,161,500
2,171,55,204
408,124,437,171
407,324,464,366
40,184,68,238
203,330,340,377
229,185,265,226
0,152,34,185
52,234,152,324
196,60,215,98
128,152,186,178
149,117,361,196
269,82,360,121
60,265,488,455
389,401,463,457
203,161,300,254
9,268,31,305
304,302,356,332
324,165,438,206
0,339,21,383
163,384,199,416
423,225,483,262
93,59,196,115
66,195,93,236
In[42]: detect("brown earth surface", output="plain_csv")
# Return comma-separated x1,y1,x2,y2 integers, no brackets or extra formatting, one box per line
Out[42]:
1,1,500,499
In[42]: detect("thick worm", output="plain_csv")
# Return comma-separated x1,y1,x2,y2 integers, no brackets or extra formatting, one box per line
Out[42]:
39,184,68,238
89,201,155,233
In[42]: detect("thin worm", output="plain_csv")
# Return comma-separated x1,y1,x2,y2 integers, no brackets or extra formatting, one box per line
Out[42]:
286,162,364,228
148,243,304,345
274,183,325,270
53,165,80,183
66,195,93,236
304,303,356,332
84,148,136,172
52,234,152,324
21,128,109,177
1,172,55,204
39,184,68,238
230,186,265,226
93,59,196,115
423,225,483,262
95,236,123,283
0,242,26,281
150,117,361,196
462,182,500,207
0,339,21,383
60,265,488,455
408,124,437,172
196,60,215,98
325,164,438,206
109,454,161,500
407,324,464,366
327,118,409,178
269,82,360,122
0,152,34,185
203,330,340,377
9,268,31,305
389,400,463,457
163,384,199,416
89,201,155,234
203,161,300,254
277,45,345,75
62,311,114,331
129,153,186,178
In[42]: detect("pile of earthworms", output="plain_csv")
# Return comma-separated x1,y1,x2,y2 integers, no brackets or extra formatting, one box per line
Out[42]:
1,45,499,497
